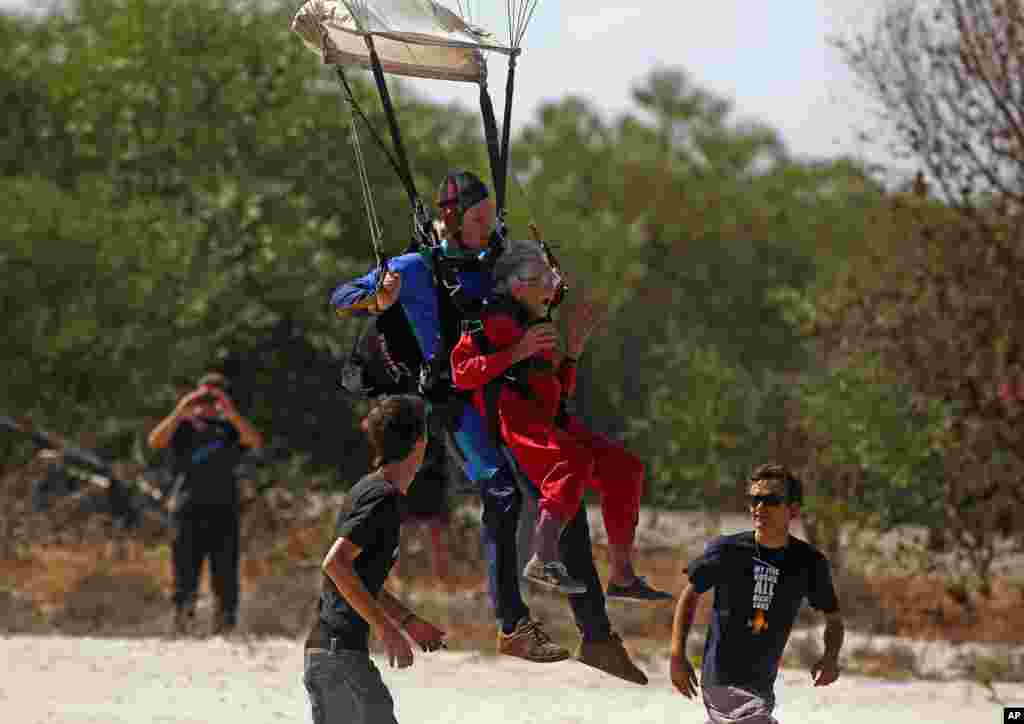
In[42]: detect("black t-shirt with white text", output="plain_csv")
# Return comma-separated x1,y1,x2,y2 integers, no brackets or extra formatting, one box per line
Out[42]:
686,531,839,697
170,417,244,510
314,475,402,652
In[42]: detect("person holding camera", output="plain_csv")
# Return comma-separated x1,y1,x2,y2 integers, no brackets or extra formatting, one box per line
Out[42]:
148,372,264,635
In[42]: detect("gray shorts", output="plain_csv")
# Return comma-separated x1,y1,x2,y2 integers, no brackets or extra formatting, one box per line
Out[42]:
304,649,398,724
702,685,778,724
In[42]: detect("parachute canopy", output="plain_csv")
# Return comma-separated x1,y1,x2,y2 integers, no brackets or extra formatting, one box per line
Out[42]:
291,0,516,83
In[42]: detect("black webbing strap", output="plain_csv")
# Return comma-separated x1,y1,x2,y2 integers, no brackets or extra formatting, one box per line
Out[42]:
364,35,419,207
497,52,519,215
464,296,539,444
479,82,504,211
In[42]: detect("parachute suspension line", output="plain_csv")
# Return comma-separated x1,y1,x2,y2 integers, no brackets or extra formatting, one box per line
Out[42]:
507,0,540,49
333,66,406,211
350,98,384,271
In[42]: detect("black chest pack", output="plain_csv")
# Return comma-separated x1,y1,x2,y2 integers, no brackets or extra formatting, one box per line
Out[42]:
339,303,424,398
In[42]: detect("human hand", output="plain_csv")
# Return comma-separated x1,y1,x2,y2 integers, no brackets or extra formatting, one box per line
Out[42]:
379,621,414,669
175,388,211,414
376,271,402,312
404,615,447,653
670,654,699,698
514,323,558,362
565,300,604,359
810,656,840,687
209,387,238,417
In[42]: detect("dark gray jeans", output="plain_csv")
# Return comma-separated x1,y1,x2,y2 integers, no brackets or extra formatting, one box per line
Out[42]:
304,649,398,724
702,685,778,724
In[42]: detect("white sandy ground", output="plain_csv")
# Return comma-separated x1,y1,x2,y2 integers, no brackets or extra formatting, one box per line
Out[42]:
3,636,1022,724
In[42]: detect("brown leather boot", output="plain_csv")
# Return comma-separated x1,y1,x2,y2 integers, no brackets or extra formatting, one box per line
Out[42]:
497,618,570,663
574,632,648,685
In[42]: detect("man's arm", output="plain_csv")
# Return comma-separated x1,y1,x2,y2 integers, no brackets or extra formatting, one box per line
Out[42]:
331,265,403,318
811,610,844,687
226,409,263,450
208,388,263,449
377,588,446,652
450,326,523,389
670,583,702,698
330,266,384,317
321,537,414,668
450,316,556,390
148,413,182,450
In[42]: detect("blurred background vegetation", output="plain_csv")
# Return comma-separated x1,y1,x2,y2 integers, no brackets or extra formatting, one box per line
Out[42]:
2,0,1022,595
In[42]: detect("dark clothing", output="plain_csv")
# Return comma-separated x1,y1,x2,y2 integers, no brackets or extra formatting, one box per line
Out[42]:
344,304,424,399
686,532,839,697
311,476,402,653
477,462,530,631
170,417,245,510
172,504,240,621
168,416,246,621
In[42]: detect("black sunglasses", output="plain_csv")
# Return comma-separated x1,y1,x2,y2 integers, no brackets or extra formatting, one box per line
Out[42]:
748,493,788,508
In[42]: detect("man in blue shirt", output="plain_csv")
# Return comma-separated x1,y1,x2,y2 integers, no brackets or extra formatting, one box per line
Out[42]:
330,171,648,684
670,463,845,722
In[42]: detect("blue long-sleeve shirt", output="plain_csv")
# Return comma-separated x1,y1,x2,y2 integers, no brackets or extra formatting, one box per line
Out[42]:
330,248,502,480
330,250,493,364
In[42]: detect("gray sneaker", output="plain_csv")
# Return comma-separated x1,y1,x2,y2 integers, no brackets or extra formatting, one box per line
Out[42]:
523,557,588,595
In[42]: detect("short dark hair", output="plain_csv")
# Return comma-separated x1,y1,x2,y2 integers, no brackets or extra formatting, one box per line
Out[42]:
362,395,427,468
747,463,803,505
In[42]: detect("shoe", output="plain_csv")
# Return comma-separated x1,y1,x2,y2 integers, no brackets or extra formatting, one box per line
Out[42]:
606,576,673,603
523,558,588,595
497,618,570,663
173,606,194,636
575,632,648,685
211,612,237,636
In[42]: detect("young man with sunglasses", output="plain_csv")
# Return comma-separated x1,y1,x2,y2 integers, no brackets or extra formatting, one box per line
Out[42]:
669,464,845,723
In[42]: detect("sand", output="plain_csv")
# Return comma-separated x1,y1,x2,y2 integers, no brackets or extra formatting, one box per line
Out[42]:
3,635,1022,724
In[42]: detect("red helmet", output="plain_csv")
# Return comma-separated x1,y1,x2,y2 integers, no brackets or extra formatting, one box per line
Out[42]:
437,170,489,216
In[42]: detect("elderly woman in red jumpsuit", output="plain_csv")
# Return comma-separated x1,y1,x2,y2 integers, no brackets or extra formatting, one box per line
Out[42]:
450,239,672,602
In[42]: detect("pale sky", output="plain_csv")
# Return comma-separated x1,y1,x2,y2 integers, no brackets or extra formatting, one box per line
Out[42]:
414,0,896,167
1,0,900,168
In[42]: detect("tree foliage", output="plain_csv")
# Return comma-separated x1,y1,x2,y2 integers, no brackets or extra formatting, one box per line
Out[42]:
823,0,1024,584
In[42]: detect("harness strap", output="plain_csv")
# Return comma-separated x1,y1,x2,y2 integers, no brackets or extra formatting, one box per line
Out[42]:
466,296,558,445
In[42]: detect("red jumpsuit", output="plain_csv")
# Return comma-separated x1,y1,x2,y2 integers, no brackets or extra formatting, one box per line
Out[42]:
450,308,644,546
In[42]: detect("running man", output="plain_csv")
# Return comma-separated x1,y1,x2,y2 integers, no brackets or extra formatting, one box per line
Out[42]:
304,395,446,724
670,463,845,722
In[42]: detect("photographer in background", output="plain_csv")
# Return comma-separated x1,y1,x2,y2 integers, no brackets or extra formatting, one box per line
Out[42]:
148,372,263,635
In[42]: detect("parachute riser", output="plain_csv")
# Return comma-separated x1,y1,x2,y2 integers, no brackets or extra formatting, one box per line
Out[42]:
364,35,420,208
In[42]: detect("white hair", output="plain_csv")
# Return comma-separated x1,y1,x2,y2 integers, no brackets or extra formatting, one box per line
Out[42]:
492,239,547,294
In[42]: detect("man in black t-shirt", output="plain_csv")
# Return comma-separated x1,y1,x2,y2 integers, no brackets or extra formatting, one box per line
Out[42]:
670,464,845,723
304,395,446,724
148,372,264,635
